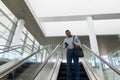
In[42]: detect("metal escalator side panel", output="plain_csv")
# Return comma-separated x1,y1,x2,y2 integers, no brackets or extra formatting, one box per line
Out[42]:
50,59,61,80
81,58,100,80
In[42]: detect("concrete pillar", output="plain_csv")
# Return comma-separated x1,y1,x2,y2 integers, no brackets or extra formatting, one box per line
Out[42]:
11,19,25,46
87,17,105,80
87,16,99,55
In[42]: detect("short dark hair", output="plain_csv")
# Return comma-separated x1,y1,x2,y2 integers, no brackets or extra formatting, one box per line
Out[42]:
65,30,70,33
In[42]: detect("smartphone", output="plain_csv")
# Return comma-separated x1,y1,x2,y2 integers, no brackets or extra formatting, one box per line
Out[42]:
65,42,69,48
65,42,68,45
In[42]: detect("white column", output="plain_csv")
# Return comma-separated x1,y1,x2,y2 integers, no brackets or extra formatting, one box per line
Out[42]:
87,16,99,55
11,19,25,46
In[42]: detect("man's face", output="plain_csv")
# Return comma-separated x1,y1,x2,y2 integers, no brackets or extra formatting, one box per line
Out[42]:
66,31,71,37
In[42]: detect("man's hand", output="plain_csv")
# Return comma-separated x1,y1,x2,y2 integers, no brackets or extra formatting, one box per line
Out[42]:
65,42,69,48
72,42,75,46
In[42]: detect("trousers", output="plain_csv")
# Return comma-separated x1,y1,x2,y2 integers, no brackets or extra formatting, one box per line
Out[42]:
66,49,80,80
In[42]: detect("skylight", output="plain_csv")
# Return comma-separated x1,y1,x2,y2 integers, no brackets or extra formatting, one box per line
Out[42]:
28,0,120,17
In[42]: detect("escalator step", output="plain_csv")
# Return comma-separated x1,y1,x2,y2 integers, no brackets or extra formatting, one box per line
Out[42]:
57,77,89,80
57,63,89,80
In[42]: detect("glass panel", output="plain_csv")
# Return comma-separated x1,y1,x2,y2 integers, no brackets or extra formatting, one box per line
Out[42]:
21,32,25,41
0,44,47,77
0,43,61,80
0,44,56,79
34,40,39,48
24,45,32,54
0,23,8,32
0,51,42,80
82,46,120,80
28,32,34,41
34,46,61,80
32,46,38,52
0,44,38,64
0,1,17,22
0,15,12,29
26,38,33,46
23,27,27,32
0,23,10,39
0,38,7,46
0,1,18,51
103,48,120,69
0,29,10,39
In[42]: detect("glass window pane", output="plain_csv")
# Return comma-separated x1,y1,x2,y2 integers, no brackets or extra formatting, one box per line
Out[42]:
0,1,16,21
28,32,34,41
35,40,39,47
22,27,27,33
26,38,33,46
21,32,25,41
0,15,12,28
0,24,10,38
0,24,7,32
2,29,10,39
19,40,24,45
0,37,7,45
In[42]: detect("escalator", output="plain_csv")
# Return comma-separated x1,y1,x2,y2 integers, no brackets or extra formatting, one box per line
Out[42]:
0,61,5,65
57,63,89,80
5,62,41,80
0,45,52,80
0,45,22,66
0,43,120,80
81,45,120,80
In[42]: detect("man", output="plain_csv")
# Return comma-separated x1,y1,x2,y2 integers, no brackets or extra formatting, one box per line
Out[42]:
63,30,81,80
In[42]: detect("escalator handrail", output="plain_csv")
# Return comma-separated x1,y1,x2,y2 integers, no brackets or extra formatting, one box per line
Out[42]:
30,44,62,80
82,44,120,75
0,46,50,78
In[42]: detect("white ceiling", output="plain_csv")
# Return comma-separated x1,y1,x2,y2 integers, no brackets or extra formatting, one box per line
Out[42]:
41,21,88,37
41,19,120,37
25,0,120,37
